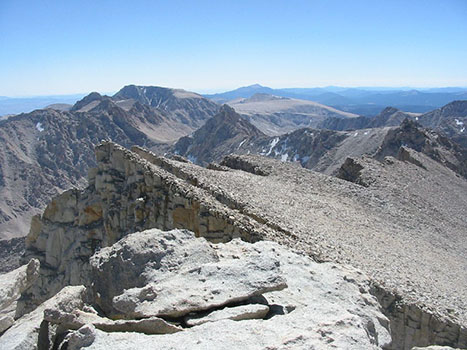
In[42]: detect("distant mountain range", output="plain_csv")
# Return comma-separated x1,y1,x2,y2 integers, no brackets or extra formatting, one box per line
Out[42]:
205,84,467,115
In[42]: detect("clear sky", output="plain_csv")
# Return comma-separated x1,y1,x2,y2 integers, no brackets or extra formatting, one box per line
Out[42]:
1,0,466,96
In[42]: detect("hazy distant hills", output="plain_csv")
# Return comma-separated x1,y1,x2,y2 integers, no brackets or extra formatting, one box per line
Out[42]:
205,84,467,115
227,93,357,135
0,94,85,116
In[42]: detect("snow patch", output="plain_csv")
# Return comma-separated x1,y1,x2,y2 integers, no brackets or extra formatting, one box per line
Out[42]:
461,127,465,133
364,131,369,135
36,122,44,132
281,154,288,162
266,137,280,156
238,139,247,149
187,155,197,163
455,119,464,126
354,132,358,137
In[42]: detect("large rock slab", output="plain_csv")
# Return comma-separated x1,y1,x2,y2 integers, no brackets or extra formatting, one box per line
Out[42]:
44,308,182,335
112,251,287,318
61,233,392,349
89,228,219,314
185,304,270,326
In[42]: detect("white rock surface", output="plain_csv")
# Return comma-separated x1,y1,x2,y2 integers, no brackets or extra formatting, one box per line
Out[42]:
64,230,392,349
0,285,86,350
112,252,287,318
89,228,219,315
0,258,40,333
185,304,270,326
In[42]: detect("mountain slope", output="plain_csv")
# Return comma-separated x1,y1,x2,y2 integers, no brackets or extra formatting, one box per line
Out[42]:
113,85,219,132
171,103,467,180
173,105,267,165
0,99,164,239
318,107,417,131
417,100,467,148
228,93,357,135
0,86,219,239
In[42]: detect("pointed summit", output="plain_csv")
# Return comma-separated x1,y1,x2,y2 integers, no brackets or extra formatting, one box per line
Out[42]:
172,105,266,165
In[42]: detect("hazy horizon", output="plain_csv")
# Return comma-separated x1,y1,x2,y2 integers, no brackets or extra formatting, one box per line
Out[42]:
2,83,467,99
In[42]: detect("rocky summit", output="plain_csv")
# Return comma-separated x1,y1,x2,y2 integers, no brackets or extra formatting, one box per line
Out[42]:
0,140,465,349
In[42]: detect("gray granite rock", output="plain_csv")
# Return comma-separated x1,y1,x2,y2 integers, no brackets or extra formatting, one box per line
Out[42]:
112,244,287,318
185,304,270,326
0,286,86,350
89,228,219,315
44,308,182,335
0,258,40,333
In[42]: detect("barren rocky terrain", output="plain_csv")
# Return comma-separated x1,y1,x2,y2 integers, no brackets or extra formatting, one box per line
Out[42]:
1,141,463,349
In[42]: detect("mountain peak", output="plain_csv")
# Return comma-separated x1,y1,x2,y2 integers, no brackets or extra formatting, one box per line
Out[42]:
71,92,105,112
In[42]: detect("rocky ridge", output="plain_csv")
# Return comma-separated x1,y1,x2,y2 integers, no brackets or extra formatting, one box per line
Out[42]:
319,100,467,149
8,141,467,349
171,107,467,179
318,107,417,131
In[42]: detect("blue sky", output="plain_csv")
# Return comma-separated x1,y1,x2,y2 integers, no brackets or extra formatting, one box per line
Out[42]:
1,0,466,96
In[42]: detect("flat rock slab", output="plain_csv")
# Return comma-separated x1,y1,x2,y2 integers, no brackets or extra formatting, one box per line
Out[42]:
113,255,287,318
45,309,182,335
185,304,270,326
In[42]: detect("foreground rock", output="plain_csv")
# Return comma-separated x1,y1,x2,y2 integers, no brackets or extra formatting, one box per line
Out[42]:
112,247,286,318
1,228,392,349
69,229,391,349
185,304,270,326
44,309,182,335
0,286,86,350
89,229,219,316
0,258,40,333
